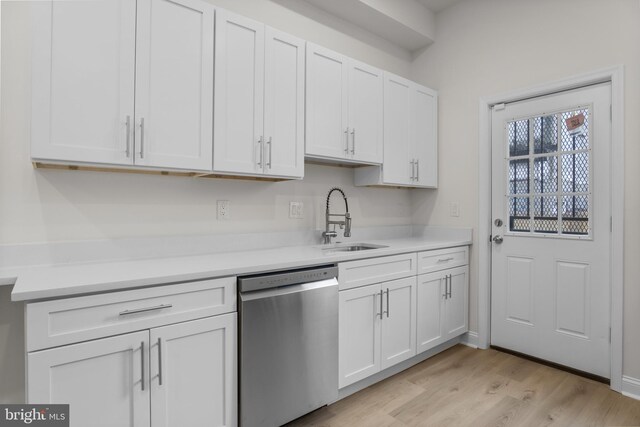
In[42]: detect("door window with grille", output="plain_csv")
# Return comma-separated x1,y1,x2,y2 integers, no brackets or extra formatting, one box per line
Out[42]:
505,106,591,238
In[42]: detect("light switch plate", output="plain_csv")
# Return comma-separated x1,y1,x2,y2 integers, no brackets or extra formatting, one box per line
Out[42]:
450,202,460,217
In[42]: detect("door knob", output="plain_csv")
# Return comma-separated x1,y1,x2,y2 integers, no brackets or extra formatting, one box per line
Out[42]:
493,235,503,244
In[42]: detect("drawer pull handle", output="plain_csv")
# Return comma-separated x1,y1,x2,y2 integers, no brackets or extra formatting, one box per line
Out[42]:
438,257,455,262
119,304,173,316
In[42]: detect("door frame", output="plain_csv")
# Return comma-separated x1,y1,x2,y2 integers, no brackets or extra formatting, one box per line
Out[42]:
477,66,624,392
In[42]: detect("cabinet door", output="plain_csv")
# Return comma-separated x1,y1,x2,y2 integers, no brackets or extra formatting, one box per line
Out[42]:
151,313,237,427
305,43,349,160
263,27,305,178
339,284,381,388
412,85,438,187
444,266,469,340
31,0,136,165
348,60,383,164
134,0,214,171
28,331,150,427
380,277,416,370
382,73,412,185
416,272,445,354
214,10,265,174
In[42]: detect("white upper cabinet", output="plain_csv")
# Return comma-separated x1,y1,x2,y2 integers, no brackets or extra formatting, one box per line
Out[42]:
355,72,438,188
134,0,214,171
31,0,214,171
348,60,384,163
31,0,137,165
306,43,383,164
214,11,304,179
262,28,305,178
214,10,265,176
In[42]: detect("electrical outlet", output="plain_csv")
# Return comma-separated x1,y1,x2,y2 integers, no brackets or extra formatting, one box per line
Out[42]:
450,202,460,217
217,200,230,220
289,201,304,219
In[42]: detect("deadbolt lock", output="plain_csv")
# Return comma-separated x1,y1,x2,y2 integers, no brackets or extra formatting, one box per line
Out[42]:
494,219,503,227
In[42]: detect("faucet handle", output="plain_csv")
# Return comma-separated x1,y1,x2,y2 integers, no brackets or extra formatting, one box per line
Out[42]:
344,213,352,238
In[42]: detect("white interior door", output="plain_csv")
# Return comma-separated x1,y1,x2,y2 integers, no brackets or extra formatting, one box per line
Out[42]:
491,83,611,378
134,0,214,171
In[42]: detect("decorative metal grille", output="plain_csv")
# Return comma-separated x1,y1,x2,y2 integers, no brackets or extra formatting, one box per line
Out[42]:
506,107,591,237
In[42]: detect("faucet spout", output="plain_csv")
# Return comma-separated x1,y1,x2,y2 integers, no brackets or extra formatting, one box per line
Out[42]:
322,187,352,244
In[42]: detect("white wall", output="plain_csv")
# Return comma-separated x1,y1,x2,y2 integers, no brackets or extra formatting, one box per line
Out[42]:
410,0,640,378
0,0,413,403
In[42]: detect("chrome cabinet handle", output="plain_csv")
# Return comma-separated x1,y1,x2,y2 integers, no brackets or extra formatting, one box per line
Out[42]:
385,288,389,318
438,257,454,262
351,129,356,154
140,341,145,391
157,337,163,386
266,137,272,169
447,275,452,299
410,159,415,181
378,290,383,319
416,159,420,181
344,128,350,154
125,116,131,158
139,118,145,159
257,136,263,168
119,304,173,316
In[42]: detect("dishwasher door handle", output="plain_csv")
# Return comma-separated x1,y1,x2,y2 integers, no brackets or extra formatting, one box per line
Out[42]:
239,278,338,301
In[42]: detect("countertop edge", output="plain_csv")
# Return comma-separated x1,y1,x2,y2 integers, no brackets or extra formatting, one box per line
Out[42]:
11,239,472,302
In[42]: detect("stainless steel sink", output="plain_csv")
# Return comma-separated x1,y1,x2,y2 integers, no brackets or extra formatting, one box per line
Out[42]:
322,243,388,252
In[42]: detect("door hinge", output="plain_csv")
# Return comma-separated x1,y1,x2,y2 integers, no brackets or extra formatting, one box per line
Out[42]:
489,234,493,243
493,103,506,111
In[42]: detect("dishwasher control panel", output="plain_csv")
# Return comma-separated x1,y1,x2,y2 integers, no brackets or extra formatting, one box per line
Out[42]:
238,265,338,293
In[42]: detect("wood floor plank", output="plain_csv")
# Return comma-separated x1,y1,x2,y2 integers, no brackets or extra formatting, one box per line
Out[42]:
290,346,640,427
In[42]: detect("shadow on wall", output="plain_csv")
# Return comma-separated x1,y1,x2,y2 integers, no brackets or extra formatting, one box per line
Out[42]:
0,286,25,404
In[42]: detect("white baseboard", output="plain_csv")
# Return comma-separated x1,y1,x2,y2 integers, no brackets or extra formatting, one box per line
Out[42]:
622,375,640,401
460,331,479,349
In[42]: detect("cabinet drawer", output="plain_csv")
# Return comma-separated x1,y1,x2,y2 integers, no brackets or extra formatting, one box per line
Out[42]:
339,253,416,291
26,277,236,352
417,247,468,275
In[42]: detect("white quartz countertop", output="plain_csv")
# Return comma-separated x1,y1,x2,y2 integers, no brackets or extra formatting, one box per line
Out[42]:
10,236,471,302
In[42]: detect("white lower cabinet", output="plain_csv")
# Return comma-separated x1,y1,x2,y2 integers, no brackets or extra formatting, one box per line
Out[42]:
416,266,468,354
28,313,236,427
26,278,237,427
339,277,416,389
28,331,151,427
339,248,469,390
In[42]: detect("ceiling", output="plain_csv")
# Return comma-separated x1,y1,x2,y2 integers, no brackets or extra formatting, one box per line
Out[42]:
276,0,464,55
416,0,463,13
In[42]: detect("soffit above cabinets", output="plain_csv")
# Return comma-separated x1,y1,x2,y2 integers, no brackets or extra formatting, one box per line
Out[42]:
416,0,464,14
280,0,436,53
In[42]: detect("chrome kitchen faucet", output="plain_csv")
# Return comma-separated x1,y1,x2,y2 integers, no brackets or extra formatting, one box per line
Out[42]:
322,187,352,244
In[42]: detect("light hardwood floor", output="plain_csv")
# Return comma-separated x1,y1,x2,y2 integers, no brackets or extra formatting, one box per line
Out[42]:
288,345,640,427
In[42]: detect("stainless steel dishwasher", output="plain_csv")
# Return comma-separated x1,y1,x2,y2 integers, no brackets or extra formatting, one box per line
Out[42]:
238,264,339,427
